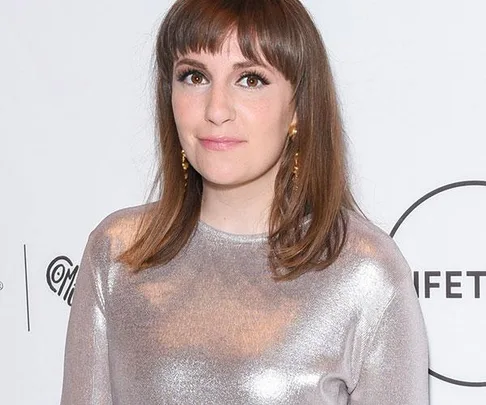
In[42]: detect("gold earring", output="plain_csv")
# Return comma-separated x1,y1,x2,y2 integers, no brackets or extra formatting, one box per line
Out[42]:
292,152,299,178
289,124,298,139
181,149,189,186
288,125,299,187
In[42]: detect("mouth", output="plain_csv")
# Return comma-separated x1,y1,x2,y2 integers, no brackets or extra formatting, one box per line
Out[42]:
198,137,245,151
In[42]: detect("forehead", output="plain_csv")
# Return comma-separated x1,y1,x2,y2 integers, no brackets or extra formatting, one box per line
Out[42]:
219,33,243,58
174,32,272,69
176,33,240,59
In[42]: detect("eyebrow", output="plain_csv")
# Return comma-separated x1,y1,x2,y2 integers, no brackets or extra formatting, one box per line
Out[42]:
174,58,267,71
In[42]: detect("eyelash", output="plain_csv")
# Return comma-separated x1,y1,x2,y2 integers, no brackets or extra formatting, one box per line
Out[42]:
175,68,271,88
241,70,271,86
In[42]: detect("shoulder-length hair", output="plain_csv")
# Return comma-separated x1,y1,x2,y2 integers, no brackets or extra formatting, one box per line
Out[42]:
119,0,359,281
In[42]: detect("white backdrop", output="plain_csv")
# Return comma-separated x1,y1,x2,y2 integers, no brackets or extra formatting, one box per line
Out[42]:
1,0,485,403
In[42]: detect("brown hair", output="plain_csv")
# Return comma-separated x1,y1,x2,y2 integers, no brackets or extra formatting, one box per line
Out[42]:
119,0,360,281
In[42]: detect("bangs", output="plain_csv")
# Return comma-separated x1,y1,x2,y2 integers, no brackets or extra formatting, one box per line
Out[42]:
159,0,305,88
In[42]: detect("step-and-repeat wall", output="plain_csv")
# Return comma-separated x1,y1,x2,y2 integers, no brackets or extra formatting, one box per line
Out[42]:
2,0,485,403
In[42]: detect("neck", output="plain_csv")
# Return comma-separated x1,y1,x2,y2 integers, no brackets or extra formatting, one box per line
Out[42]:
199,179,275,235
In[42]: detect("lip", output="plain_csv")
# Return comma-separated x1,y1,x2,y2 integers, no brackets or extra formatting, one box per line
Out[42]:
198,137,245,151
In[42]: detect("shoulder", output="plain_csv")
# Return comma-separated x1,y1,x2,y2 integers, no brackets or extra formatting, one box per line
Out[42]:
86,203,154,260
337,210,413,298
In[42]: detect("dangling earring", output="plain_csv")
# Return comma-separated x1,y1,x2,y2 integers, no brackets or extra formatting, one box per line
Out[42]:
288,125,299,181
292,152,299,179
181,149,189,187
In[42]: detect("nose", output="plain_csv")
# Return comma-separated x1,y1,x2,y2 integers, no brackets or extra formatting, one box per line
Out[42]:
204,83,236,125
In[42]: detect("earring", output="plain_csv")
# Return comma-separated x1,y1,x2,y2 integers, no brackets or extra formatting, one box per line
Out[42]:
292,152,299,178
288,124,298,139
181,149,189,186
288,125,298,180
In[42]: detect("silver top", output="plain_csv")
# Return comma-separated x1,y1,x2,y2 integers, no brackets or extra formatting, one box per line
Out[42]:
61,205,429,404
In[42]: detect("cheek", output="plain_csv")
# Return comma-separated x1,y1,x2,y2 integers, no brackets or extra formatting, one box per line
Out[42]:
249,102,292,142
171,91,200,143
246,89,293,126
171,91,191,125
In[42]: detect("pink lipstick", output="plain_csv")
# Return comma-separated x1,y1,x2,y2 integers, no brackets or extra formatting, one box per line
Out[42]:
199,137,244,151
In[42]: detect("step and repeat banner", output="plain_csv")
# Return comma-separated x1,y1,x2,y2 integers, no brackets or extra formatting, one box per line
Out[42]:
1,0,485,403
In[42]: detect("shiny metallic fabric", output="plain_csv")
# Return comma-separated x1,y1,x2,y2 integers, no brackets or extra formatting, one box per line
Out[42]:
61,206,429,404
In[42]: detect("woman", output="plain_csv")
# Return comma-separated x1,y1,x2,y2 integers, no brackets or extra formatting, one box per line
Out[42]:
61,0,429,404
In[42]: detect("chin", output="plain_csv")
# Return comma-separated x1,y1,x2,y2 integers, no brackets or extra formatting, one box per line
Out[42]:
197,166,242,185
203,176,245,189
197,164,276,190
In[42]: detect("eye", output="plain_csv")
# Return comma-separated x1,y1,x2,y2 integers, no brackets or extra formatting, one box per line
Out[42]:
237,71,270,89
176,69,208,86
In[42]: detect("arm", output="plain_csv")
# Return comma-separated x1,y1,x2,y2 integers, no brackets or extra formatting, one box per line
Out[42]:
60,231,113,404
350,278,429,404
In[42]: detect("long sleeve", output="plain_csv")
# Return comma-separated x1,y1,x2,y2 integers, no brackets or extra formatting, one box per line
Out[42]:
60,231,113,404
349,276,429,404
57,206,429,404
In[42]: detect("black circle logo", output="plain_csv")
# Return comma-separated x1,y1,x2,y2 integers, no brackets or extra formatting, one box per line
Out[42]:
391,180,486,388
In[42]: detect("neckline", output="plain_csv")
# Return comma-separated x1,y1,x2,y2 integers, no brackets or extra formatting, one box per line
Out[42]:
196,220,268,244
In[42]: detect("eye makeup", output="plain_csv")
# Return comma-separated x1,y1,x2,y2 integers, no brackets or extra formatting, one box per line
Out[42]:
175,67,271,88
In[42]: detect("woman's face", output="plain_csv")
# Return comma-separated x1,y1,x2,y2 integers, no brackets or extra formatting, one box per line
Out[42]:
171,32,296,191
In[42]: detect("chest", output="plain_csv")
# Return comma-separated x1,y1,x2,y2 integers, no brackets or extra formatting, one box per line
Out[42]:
105,261,354,404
